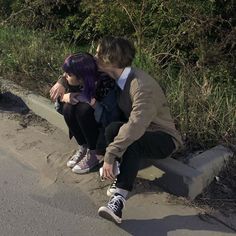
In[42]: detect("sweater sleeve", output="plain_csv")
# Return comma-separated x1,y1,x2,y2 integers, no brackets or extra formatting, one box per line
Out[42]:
57,75,69,90
104,79,156,164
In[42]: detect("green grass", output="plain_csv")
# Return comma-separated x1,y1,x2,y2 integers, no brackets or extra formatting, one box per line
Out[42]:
156,62,235,150
135,49,236,150
0,26,88,96
1,26,235,150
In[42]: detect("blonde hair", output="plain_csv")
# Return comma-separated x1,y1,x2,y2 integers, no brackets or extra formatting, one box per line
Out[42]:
97,36,135,68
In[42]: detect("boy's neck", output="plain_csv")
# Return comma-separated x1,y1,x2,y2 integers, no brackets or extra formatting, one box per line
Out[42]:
108,68,125,80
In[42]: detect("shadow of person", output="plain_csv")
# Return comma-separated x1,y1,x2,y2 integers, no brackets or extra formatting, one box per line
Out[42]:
120,215,234,236
0,91,29,113
126,177,164,200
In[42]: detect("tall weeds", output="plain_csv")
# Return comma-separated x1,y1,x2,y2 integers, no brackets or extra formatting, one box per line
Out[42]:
142,57,236,151
0,26,79,96
1,26,235,151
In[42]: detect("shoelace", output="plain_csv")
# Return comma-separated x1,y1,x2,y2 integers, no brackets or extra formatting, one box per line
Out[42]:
108,195,125,212
78,150,94,166
71,147,87,161
78,153,89,166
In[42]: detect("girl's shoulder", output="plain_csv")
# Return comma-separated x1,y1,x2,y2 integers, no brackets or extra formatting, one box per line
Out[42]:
99,73,114,83
96,73,116,100
98,73,115,88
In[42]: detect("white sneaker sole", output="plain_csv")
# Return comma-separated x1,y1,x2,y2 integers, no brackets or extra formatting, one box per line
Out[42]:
67,161,77,168
72,166,90,174
98,206,122,224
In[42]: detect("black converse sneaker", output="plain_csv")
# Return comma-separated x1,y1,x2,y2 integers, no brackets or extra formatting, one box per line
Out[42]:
98,193,125,224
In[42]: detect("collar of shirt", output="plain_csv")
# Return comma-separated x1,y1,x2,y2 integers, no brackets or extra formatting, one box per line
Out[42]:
116,67,131,90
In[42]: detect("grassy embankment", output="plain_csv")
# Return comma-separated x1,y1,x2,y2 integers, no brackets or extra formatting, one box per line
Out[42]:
0,26,85,96
0,26,235,151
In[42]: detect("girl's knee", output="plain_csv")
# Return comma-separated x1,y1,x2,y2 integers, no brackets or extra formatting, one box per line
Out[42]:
62,103,74,117
75,102,93,116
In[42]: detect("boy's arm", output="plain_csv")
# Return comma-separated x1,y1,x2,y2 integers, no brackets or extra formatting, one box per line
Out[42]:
104,80,156,164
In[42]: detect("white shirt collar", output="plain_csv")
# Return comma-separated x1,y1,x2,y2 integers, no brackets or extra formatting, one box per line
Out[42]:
116,67,131,90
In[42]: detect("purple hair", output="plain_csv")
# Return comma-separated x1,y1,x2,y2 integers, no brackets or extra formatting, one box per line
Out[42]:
62,52,98,101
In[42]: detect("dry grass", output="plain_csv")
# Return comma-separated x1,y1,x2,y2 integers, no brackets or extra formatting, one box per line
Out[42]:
1,26,235,150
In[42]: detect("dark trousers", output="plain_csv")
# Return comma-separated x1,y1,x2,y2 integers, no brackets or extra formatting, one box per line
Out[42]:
105,122,176,191
62,102,100,150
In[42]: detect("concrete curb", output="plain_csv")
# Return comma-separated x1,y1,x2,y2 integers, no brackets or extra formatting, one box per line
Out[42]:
0,78,68,133
1,78,234,199
146,145,233,199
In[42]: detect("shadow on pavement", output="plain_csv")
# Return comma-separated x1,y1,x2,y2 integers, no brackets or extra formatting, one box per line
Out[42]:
120,215,235,236
0,91,29,113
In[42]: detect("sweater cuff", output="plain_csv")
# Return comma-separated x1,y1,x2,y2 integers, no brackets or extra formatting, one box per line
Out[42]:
104,153,116,164
58,75,68,89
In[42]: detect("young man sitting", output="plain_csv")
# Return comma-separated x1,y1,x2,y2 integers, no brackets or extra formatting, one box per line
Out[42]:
96,36,183,224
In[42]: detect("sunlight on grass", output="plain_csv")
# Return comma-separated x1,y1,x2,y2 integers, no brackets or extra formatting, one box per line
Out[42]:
1,26,235,150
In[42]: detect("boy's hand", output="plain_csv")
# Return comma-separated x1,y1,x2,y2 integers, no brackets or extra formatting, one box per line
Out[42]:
102,162,115,180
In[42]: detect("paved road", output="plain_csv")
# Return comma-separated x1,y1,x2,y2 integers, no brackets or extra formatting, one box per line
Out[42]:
0,112,235,236
0,147,131,236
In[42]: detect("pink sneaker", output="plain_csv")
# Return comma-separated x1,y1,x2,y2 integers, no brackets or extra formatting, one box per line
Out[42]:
72,149,99,174
67,145,87,168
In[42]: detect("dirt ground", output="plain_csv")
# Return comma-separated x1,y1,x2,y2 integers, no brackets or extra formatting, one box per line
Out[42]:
0,91,236,230
195,156,236,214
172,145,236,216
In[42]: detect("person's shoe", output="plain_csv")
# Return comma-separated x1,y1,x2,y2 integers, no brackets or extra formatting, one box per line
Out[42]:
67,145,87,168
107,178,117,197
72,149,99,174
98,193,125,224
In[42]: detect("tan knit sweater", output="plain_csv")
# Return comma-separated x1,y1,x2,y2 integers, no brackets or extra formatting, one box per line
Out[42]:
104,67,183,164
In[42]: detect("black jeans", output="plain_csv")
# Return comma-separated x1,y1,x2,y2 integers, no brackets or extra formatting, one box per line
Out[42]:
62,102,100,150
105,122,176,191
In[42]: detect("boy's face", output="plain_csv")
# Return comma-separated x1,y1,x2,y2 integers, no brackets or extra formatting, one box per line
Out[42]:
95,45,115,77
94,45,105,71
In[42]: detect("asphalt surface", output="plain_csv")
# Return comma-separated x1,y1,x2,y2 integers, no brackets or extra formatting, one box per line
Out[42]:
0,146,131,236
0,109,235,236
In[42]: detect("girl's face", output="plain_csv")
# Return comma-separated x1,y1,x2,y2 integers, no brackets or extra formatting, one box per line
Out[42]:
64,72,81,85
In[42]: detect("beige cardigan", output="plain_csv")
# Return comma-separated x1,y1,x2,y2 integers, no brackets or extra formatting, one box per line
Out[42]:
104,67,183,164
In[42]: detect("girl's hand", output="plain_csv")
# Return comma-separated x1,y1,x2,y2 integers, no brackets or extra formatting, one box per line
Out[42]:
102,162,115,180
61,93,80,104
88,98,97,109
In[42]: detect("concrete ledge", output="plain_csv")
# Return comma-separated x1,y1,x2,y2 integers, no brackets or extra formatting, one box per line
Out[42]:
188,145,233,192
26,93,67,133
0,78,67,133
138,146,233,199
1,78,234,199
152,158,204,199
138,158,204,199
